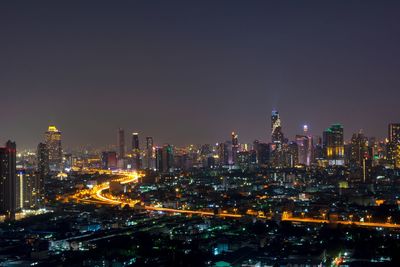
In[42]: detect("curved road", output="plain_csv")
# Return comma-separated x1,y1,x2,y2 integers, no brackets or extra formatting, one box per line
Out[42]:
72,171,241,218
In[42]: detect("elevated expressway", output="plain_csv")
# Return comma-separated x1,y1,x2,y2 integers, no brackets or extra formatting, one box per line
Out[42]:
69,170,241,218
67,170,400,228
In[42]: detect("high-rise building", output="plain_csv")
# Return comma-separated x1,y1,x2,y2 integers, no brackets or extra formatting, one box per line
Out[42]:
132,133,139,151
254,141,270,166
231,132,239,165
350,131,368,168
45,125,62,172
17,169,40,209
387,123,400,168
389,123,400,143
162,144,174,172
117,128,125,159
131,132,140,169
36,143,49,206
217,142,230,166
271,110,284,144
155,147,163,172
296,135,309,166
155,145,173,172
323,124,344,165
0,141,17,220
287,141,299,167
302,125,314,166
145,137,154,169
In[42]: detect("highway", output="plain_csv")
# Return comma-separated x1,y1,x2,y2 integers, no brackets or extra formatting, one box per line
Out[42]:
92,172,141,207
70,170,242,218
282,216,400,229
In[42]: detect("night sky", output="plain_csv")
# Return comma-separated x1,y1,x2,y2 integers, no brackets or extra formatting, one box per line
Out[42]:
1,1,400,150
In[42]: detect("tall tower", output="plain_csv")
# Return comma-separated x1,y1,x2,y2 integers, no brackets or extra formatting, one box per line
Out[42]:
161,144,174,172
388,123,400,168
302,125,313,166
117,128,125,159
0,141,17,220
295,135,309,166
271,110,284,144
131,132,140,169
231,132,239,165
145,137,154,169
45,126,62,172
155,147,163,172
37,143,49,206
132,133,139,151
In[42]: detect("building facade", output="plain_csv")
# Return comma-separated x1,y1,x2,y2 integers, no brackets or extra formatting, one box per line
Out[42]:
45,126,62,172
0,141,17,220
323,124,344,166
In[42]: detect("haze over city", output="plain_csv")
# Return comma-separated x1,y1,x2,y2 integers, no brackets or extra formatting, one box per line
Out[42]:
2,1,400,149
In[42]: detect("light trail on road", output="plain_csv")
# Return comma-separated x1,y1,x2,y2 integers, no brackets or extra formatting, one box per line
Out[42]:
282,215,400,229
91,172,141,206
71,170,242,218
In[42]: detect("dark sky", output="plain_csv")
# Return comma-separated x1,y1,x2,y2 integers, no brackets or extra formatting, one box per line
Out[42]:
1,1,400,150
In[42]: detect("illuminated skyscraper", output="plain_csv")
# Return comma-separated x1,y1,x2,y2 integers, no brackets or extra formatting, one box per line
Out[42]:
231,132,239,165
296,135,309,165
389,123,400,143
17,169,39,209
117,128,125,159
387,123,400,168
0,141,17,220
271,110,284,144
45,126,62,172
302,125,313,166
145,137,154,169
323,124,344,165
132,133,139,151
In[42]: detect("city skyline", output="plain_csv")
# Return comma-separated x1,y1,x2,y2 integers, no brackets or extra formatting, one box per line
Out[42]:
2,2,400,266
6,116,398,151
4,112,399,151
1,1,400,149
